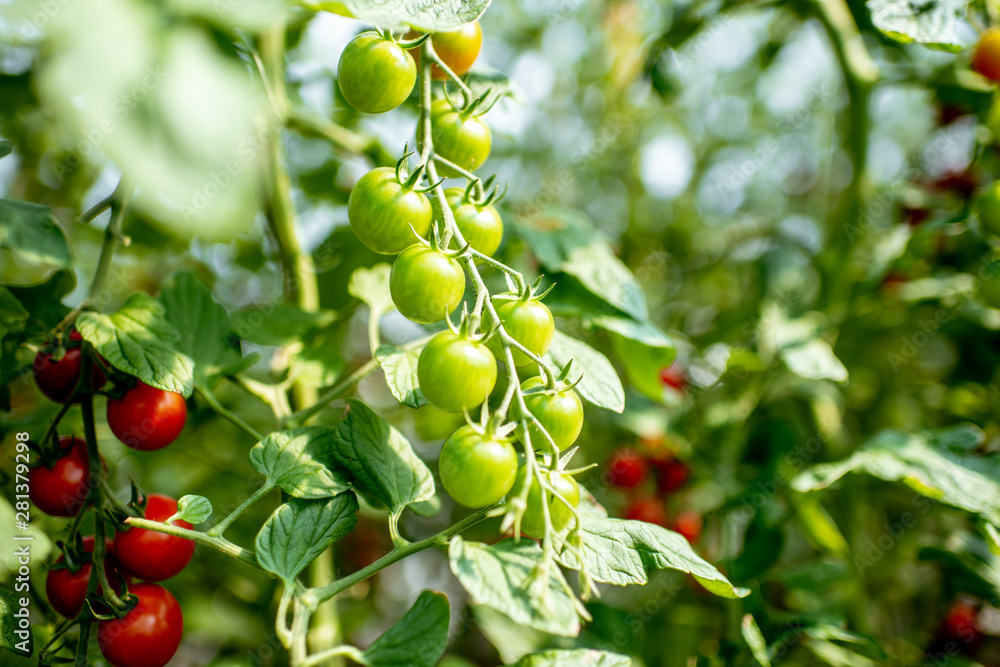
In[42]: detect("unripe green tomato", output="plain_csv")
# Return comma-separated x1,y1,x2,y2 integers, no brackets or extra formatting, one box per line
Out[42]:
348,167,433,254
417,331,498,412
431,99,491,177
445,187,503,256
521,377,583,452
513,465,580,537
488,298,555,367
439,426,518,508
981,262,1000,308
390,245,466,323
979,182,1000,237
338,33,416,114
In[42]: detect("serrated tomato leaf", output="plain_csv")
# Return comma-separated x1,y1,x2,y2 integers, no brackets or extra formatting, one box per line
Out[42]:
545,330,624,413
250,427,350,498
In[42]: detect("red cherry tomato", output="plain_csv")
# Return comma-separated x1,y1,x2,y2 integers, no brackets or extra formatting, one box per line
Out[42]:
97,583,183,667
28,436,90,517
606,449,648,489
114,494,194,582
973,29,1000,82
671,509,703,544
659,364,686,392
33,330,105,403
624,498,668,527
652,458,690,495
46,537,128,618
934,598,983,654
107,381,187,451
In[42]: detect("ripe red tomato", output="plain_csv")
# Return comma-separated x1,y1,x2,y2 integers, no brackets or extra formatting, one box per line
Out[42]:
606,449,648,489
28,436,90,517
407,22,482,80
659,364,686,392
107,381,187,451
973,29,1000,82
934,598,982,654
671,509,702,544
33,330,105,403
625,498,668,527
97,583,183,667
114,494,194,582
652,458,690,495
46,537,128,618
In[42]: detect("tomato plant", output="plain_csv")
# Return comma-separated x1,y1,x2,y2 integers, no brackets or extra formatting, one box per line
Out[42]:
520,376,583,452
347,162,434,254
97,583,183,667
430,98,492,177
408,21,483,80
389,243,466,323
27,436,91,518
106,381,187,451
338,33,417,114
45,537,127,619
33,330,105,403
487,293,555,367
114,494,195,582
445,185,504,256
606,448,649,489
513,465,581,537
438,425,518,507
417,329,497,412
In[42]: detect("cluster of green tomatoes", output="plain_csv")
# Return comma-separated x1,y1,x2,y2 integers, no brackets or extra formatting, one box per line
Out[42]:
337,24,585,535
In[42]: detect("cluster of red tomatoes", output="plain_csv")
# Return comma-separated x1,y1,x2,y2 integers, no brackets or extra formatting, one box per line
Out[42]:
29,329,192,667
337,22,587,531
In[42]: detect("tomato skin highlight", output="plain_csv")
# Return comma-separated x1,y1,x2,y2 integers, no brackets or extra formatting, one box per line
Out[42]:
28,436,91,517
33,330,106,403
439,426,518,508
107,381,187,451
445,187,503,256
97,583,183,667
390,244,466,323
417,331,498,412
606,449,648,489
488,298,554,368
338,33,416,114
408,22,482,80
431,99,491,177
513,466,580,537
46,537,128,618
520,377,583,452
114,494,195,582
974,29,1000,83
348,167,434,255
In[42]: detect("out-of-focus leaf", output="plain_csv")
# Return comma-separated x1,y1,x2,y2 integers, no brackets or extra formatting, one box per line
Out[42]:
449,537,580,637
0,587,30,657
0,289,28,338
595,317,675,402
545,330,624,413
0,199,71,267
867,0,968,52
250,427,350,498
512,650,632,667
377,344,427,408
77,293,195,396
465,67,521,108
362,591,450,667
7,270,75,334
230,305,337,347
313,0,491,31
348,264,394,318
0,142,11,158
741,615,771,667
780,339,847,382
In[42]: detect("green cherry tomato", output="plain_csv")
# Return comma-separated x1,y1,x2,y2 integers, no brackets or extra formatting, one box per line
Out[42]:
348,167,433,254
418,331,498,412
521,377,583,452
407,22,483,80
439,426,518,508
979,182,1000,237
488,297,555,367
431,99,491,177
390,244,466,323
338,33,416,114
445,187,503,256
513,465,580,537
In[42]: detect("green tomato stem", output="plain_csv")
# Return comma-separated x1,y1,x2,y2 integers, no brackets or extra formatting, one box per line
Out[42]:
198,387,266,441
205,483,273,538
126,516,260,568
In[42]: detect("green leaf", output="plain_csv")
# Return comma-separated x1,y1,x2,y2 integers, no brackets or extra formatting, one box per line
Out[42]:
159,270,245,389
315,0,491,31
741,615,771,667
255,494,359,585
250,427,351,498
803,639,877,667
0,587,31,656
545,330,624,413
0,289,28,337
593,317,675,402
512,650,631,667
377,344,427,409
332,400,435,520
7,270,75,334
780,339,847,383
867,0,968,52
349,264,394,318
515,208,647,320
362,591,450,667
291,326,346,388
0,199,71,267
172,495,213,524
465,68,521,108
230,304,337,347
449,537,581,637
792,427,1000,523
556,514,749,598
0,141,11,158
77,293,195,397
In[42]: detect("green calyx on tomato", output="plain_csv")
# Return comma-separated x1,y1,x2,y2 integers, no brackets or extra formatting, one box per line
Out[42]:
338,32,417,114
348,152,442,255
431,97,492,177
487,283,556,368
439,424,518,508
417,320,498,412
444,175,506,256
390,233,467,323
512,463,581,537
520,373,584,452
